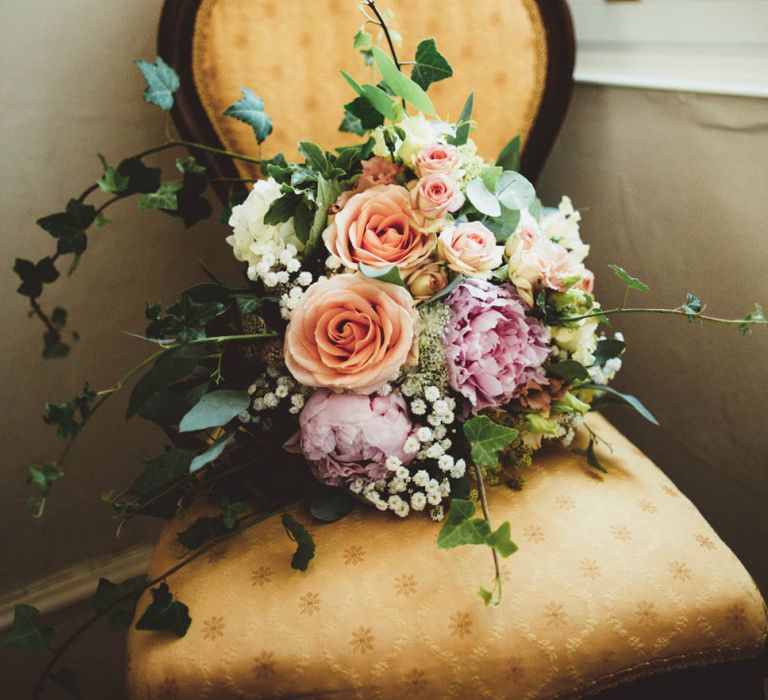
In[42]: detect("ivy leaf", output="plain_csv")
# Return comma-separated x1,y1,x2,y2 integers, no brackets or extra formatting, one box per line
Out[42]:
352,29,372,48
13,257,59,298
411,38,453,91
593,339,626,366
26,462,63,513
357,262,404,287
739,303,766,335
447,93,473,146
117,157,162,195
91,575,147,629
135,583,191,637
138,181,183,212
224,86,273,144
608,264,649,293
164,158,212,228
130,448,194,500
463,416,519,469
371,46,435,115
0,605,54,651
437,499,518,558
294,200,313,244
145,295,225,343
134,56,180,111
495,170,535,211
189,430,233,472
580,383,659,426
176,516,230,550
179,390,251,433
281,513,315,571
310,488,354,523
298,141,332,177
44,383,97,438
466,178,501,217
548,360,590,383
264,191,302,225
96,154,130,194
496,135,522,172
50,668,79,696
339,96,385,135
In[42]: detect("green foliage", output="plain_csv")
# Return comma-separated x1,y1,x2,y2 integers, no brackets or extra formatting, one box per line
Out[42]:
583,437,607,473
352,29,372,48
41,306,72,359
581,383,659,426
37,199,96,256
496,135,521,172
130,448,194,500
437,499,517,558
97,154,129,194
483,206,521,244
339,95,386,136
135,583,191,637
465,170,534,219
462,416,519,469
224,86,273,144
179,390,250,432
466,178,501,217
310,488,354,523
0,604,54,651
145,295,225,343
593,338,626,366
281,513,315,571
264,192,302,226
26,461,63,513
304,175,344,259
371,46,435,114
91,575,148,629
411,38,453,90
548,359,590,383
739,303,765,335
218,497,248,529
341,71,399,121
495,171,535,211
682,293,702,320
137,381,208,427
13,257,59,299
190,430,233,472
138,181,183,212
134,56,180,111
44,383,97,438
608,264,649,293
50,668,79,696
357,262,404,286
176,516,231,550
447,92,473,146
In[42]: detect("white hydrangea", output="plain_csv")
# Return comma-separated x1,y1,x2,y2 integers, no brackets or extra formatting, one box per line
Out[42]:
226,178,304,280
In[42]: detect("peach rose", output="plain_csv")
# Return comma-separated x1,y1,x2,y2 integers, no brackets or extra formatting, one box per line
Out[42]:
284,273,417,393
323,185,435,273
414,144,461,177
409,173,464,225
437,222,503,278
405,261,449,302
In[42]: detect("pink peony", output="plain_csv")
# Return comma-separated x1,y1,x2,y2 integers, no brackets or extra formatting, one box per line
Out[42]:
295,389,417,486
443,279,552,412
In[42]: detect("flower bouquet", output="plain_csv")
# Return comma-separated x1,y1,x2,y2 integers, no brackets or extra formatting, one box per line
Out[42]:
6,1,766,693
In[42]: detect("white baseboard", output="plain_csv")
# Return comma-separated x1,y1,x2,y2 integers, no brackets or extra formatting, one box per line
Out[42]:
0,544,153,630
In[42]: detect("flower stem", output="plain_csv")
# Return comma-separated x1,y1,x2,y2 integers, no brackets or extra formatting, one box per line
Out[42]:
564,306,767,327
472,463,503,605
365,0,401,69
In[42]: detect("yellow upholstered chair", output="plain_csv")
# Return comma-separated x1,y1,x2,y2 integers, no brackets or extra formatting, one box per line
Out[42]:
126,2,767,698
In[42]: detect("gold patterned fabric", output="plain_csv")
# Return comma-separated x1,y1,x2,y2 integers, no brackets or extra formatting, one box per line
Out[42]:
191,0,547,178
126,415,767,699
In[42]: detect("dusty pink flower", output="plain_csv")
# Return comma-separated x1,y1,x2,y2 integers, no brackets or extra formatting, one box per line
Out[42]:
295,389,417,486
410,173,464,225
443,279,552,412
513,377,566,414
331,157,403,213
414,144,462,177
437,221,503,278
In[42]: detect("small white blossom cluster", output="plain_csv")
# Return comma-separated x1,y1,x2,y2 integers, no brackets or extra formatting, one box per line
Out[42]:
251,244,302,288
278,270,315,320
588,332,625,385
244,370,308,427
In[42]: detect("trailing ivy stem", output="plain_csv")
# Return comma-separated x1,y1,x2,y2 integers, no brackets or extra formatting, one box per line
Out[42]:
366,0,401,69
32,502,303,700
564,306,768,326
472,463,503,605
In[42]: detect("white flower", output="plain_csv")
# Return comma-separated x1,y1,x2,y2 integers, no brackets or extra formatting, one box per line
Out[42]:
264,272,279,288
226,178,304,278
450,458,466,479
427,413,442,427
552,318,599,367
426,443,444,459
379,383,393,396
410,398,427,415
297,270,312,286
276,271,290,284
325,254,342,270
290,394,305,409
416,427,433,443
238,410,251,423
275,385,289,398
404,437,420,454
410,492,427,511
424,385,441,402
286,258,301,273
439,479,451,497
433,425,447,440
386,455,402,471
541,196,589,262
430,505,445,521
395,466,410,481
263,393,278,408
438,454,454,471
432,399,449,415
412,470,430,488
349,479,364,494
372,114,452,165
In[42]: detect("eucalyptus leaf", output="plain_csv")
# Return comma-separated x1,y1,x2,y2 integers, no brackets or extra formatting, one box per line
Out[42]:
189,430,233,472
495,170,535,211
179,390,250,433
466,178,500,217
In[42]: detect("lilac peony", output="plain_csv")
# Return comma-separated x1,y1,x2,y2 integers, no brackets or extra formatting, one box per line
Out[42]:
443,279,552,412
296,389,417,487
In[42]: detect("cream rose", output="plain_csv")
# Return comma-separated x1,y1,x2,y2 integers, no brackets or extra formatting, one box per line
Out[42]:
322,184,435,273
410,173,464,225
437,222,503,278
405,261,449,301
414,144,461,177
284,273,417,394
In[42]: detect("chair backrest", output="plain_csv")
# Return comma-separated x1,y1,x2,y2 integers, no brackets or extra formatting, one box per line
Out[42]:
159,0,574,191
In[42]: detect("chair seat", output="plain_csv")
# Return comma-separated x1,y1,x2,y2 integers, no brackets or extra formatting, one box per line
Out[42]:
126,415,766,699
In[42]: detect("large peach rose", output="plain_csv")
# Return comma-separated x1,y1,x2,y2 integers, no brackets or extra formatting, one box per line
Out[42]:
284,273,418,393
322,185,435,273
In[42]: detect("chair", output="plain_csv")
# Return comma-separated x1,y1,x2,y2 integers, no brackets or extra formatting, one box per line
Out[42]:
126,2,767,698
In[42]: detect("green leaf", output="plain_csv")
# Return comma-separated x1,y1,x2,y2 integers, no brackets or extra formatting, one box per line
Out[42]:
134,56,179,111
357,262,404,286
436,499,517,558
450,93,474,146
310,488,354,523
463,416,519,469
189,430,233,472
179,390,250,432
44,383,97,438
370,46,435,114
495,170,535,211
411,38,453,91
97,154,129,194
0,605,54,651
176,516,230,550
304,175,344,259
165,158,212,228
224,86,272,143
353,29,372,48
263,192,301,225
361,83,398,120
138,181,183,212
294,200,313,244
135,583,191,637
26,462,63,508
137,381,208,427
218,497,248,529
593,339,626,366
584,436,607,473
580,383,659,426
484,206,521,244
477,587,493,605
608,264,649,293
548,360,590,383
50,668,79,696
145,295,225,343
281,513,315,571
681,292,702,320
298,141,331,176
91,575,147,629
739,302,766,335
466,178,501,217
130,448,194,500
496,135,521,172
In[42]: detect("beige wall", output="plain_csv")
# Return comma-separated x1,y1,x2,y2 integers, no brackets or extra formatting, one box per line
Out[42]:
1,3,766,604
539,84,768,594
